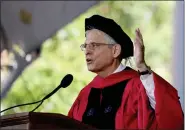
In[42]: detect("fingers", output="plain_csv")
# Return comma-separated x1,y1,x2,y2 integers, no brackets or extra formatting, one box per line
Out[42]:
137,28,143,41
135,30,142,44
135,37,144,51
135,28,144,46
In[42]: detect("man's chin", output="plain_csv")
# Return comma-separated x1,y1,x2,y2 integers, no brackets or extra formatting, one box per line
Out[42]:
87,66,97,73
87,67,94,72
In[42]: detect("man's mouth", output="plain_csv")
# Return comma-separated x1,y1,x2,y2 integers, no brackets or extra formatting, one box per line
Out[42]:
86,59,93,64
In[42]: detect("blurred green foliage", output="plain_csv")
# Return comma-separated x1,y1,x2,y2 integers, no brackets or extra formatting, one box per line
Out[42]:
1,1,175,116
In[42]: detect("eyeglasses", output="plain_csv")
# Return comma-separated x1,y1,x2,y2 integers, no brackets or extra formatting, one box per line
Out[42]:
80,42,114,51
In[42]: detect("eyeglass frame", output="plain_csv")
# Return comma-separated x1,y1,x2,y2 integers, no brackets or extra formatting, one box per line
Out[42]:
80,42,115,51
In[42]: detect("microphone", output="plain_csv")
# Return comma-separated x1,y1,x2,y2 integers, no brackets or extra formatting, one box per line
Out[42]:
0,74,73,113
42,74,73,101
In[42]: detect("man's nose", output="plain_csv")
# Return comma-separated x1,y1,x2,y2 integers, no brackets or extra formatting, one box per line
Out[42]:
84,47,93,55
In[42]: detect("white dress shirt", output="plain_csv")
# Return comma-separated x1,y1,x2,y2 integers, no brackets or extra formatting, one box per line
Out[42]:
113,64,156,109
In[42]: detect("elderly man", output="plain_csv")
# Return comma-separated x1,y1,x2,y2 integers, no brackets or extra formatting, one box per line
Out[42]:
68,15,183,129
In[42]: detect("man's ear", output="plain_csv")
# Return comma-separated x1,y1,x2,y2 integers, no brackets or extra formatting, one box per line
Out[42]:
113,44,121,58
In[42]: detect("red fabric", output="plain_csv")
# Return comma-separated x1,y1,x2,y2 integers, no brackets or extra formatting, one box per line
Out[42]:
68,69,184,129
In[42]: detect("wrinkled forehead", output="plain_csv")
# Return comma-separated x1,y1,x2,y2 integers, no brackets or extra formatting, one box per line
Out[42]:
85,29,107,44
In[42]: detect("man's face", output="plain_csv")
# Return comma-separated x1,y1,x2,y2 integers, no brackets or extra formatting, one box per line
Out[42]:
84,29,115,73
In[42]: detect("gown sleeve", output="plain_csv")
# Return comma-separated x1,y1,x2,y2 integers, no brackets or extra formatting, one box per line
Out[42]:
151,72,183,129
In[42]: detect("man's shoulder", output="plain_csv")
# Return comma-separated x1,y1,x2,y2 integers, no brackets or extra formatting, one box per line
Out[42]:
110,66,139,82
78,67,141,94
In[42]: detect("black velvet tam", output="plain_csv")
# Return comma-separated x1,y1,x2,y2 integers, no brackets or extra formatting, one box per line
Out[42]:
85,15,133,59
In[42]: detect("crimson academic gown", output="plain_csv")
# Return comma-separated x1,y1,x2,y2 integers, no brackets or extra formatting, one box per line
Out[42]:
68,68,183,129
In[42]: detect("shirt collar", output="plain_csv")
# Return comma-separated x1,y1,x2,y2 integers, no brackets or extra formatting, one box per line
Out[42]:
113,63,126,74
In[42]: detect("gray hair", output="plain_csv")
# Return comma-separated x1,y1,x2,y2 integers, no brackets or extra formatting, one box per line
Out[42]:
85,28,117,45
103,32,117,45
